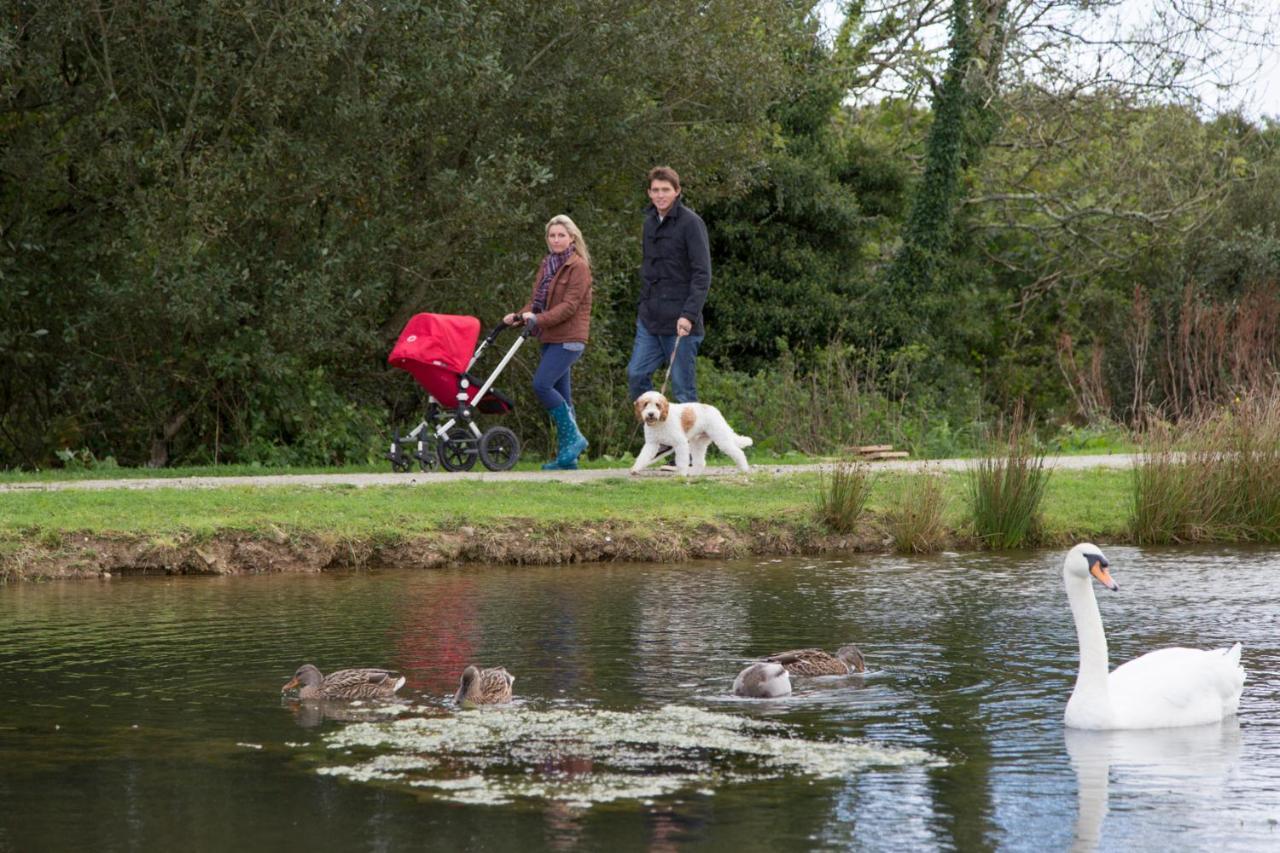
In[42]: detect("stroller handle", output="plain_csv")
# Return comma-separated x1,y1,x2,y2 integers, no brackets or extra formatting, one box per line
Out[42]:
485,320,513,344
487,318,534,343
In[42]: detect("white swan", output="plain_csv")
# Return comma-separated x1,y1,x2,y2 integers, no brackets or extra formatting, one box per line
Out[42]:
1062,543,1245,730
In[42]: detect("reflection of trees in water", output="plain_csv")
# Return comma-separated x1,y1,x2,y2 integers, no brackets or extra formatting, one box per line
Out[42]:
392,575,479,696
913,563,1004,850
526,584,592,697
541,753,593,851
632,568,748,691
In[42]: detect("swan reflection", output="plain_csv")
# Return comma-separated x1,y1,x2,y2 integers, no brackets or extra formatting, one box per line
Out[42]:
1066,718,1242,851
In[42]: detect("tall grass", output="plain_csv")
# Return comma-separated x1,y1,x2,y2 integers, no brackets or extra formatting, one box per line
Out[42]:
1131,394,1280,543
966,415,1051,549
884,471,950,553
815,460,875,534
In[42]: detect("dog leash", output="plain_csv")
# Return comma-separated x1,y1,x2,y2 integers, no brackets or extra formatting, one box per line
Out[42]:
657,334,682,398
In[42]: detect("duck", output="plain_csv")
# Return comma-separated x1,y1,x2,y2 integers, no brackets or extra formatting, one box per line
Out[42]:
454,665,514,706
281,664,405,701
732,661,792,698
764,644,865,676
1061,542,1245,730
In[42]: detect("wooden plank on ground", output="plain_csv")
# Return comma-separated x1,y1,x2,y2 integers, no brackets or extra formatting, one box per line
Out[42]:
864,451,910,460
854,444,894,454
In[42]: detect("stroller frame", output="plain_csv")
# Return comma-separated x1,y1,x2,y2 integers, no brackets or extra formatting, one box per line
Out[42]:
387,318,532,473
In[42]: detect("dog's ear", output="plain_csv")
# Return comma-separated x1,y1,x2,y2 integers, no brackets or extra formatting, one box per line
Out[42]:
633,397,646,423
659,396,669,421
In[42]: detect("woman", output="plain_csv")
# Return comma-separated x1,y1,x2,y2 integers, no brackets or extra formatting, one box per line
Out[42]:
504,215,593,470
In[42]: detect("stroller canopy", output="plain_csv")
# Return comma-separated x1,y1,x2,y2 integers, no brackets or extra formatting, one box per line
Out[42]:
388,313,480,375
388,313,514,414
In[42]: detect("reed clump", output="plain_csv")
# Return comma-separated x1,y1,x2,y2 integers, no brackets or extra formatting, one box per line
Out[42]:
966,415,1051,549
884,471,949,553
815,460,874,534
1131,394,1280,543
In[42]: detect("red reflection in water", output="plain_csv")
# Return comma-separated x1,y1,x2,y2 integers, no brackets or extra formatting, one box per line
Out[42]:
392,577,477,696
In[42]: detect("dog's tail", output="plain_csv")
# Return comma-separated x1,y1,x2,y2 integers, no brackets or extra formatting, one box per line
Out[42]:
735,435,753,449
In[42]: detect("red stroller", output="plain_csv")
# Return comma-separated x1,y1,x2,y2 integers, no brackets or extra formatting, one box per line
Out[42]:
386,313,530,472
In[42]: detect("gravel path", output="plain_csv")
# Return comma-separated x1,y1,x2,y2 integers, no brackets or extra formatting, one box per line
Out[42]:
0,454,1138,492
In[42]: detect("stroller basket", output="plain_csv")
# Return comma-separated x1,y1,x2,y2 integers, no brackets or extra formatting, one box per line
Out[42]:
386,312,529,472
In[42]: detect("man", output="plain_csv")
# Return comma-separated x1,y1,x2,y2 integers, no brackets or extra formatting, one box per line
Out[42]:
626,165,711,404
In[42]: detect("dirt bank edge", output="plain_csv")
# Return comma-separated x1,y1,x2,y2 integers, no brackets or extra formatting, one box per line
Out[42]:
0,519,866,581
1,517,1129,582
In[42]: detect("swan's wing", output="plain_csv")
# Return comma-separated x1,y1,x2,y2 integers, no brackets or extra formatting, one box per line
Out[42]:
1109,646,1245,726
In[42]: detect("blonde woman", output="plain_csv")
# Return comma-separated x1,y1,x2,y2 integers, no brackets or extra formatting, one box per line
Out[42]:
504,215,594,469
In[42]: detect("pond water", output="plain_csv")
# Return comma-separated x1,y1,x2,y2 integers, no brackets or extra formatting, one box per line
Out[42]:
3,546,1279,851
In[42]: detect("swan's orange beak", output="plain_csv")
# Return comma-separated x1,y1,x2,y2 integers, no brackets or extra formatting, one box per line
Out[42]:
1089,562,1118,591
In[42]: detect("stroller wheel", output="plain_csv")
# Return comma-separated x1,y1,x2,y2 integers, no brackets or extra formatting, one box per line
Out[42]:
388,433,412,473
479,426,521,471
413,439,437,472
437,428,478,472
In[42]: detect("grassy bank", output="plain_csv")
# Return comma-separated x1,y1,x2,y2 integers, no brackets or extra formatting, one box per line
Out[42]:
1,467,1133,581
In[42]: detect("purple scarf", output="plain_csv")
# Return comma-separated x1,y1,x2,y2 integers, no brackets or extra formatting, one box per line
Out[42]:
532,245,575,314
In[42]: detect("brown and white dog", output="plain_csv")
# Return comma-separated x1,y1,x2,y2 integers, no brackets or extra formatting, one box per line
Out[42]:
631,390,752,475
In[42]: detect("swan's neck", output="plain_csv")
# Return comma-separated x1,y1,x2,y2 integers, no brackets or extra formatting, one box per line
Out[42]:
1066,574,1110,700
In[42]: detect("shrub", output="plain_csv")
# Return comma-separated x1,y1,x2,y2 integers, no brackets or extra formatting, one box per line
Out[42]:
816,460,874,534
884,471,950,553
966,415,1051,549
1131,393,1280,543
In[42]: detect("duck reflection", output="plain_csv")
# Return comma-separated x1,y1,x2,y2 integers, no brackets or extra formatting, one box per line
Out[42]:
284,697,407,729
1065,718,1242,851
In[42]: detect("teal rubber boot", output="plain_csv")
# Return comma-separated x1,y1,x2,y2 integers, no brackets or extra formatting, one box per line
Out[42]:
542,402,588,470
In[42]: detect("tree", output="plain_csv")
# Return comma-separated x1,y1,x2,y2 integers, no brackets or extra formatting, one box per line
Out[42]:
0,0,816,467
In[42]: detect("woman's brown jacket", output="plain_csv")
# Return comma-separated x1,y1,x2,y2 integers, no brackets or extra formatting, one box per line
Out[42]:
517,254,592,344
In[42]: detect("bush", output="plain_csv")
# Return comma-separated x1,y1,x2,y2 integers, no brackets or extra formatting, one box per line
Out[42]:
1131,393,1280,543
816,460,874,534
884,471,950,553
967,416,1051,548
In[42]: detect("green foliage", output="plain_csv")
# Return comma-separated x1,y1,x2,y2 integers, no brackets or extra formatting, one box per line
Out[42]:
884,472,950,553
0,0,812,469
815,460,874,533
1131,396,1280,544
4,1,1280,471
876,0,1003,354
55,448,118,472
701,38,908,373
966,419,1051,549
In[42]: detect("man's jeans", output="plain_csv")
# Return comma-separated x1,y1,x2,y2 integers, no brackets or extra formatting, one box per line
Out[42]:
626,320,702,403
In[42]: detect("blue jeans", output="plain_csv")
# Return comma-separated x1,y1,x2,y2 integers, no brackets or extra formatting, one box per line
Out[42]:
532,343,584,409
626,321,702,403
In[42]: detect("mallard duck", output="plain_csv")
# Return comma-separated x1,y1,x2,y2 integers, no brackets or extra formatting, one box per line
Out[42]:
281,663,406,701
764,644,865,677
733,661,791,698
454,665,514,706
1061,543,1245,729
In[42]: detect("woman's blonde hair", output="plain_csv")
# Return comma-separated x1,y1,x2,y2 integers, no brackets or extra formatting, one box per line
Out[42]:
546,214,591,268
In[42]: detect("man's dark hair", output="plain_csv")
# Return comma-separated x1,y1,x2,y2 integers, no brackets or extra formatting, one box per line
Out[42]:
647,166,681,191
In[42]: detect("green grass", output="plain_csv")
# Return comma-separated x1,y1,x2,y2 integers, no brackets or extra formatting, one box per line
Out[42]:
0,466,1137,547
0,449,822,484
